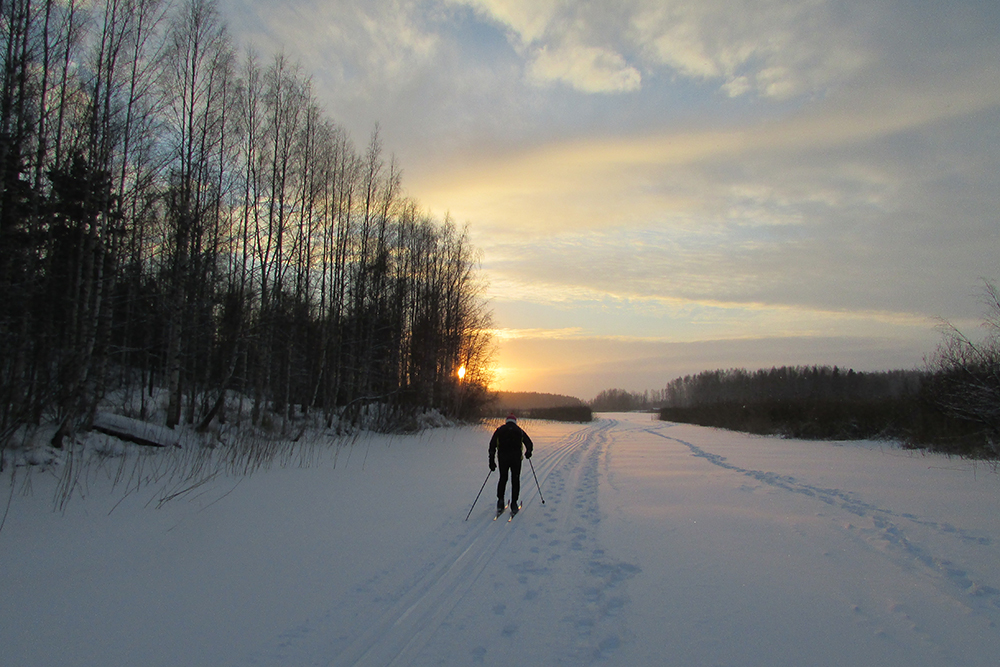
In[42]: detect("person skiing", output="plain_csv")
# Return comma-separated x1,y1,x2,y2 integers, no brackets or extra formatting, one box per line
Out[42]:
489,412,533,515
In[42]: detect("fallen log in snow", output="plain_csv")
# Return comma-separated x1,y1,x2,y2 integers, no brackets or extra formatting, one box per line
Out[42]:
92,412,185,448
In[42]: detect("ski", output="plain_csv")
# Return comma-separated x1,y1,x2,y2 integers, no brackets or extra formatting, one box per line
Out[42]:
494,502,508,520
507,503,521,521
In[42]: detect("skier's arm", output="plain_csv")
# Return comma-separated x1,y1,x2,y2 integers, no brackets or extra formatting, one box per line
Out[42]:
489,430,498,469
522,430,533,458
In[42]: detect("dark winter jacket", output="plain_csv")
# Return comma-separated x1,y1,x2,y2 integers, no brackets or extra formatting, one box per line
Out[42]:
489,421,533,465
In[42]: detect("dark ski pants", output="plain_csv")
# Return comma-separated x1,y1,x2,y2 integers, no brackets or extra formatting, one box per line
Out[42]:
497,457,522,503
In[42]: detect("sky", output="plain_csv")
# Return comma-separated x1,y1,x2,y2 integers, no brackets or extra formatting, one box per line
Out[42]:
219,0,1000,400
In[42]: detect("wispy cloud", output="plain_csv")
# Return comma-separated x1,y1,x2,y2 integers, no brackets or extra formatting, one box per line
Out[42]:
449,0,643,93
448,0,870,98
414,47,1000,323
527,42,641,93
630,0,871,99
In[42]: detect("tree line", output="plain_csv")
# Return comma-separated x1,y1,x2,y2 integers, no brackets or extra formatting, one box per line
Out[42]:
657,352,998,454
590,370,918,416
655,366,923,442
661,366,920,409
589,388,665,412
0,0,494,453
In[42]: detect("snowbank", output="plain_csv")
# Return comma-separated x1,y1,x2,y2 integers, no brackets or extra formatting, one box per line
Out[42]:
92,411,189,448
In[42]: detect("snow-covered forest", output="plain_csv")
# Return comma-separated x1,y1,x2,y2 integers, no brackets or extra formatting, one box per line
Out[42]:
0,0,494,461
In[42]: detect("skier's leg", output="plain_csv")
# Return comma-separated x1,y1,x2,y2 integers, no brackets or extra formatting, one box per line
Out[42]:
510,459,522,504
497,460,510,504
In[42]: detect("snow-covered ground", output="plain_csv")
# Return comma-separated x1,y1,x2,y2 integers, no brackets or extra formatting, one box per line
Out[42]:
3,413,1000,666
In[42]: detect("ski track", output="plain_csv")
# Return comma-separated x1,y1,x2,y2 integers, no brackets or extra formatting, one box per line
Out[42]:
245,417,1000,665
246,418,640,666
644,423,1000,619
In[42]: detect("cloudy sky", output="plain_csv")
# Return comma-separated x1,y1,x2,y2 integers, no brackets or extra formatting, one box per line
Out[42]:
221,0,1000,399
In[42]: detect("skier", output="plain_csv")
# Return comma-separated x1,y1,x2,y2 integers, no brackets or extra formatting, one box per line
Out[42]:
489,412,533,515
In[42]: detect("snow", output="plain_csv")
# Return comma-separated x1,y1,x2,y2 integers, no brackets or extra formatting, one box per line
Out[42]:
91,411,190,448
2,412,1000,666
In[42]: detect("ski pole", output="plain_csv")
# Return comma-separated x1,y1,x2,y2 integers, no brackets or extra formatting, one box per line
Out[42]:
528,457,545,505
465,469,493,521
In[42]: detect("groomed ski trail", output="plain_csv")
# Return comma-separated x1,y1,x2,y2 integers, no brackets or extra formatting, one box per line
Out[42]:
320,417,639,666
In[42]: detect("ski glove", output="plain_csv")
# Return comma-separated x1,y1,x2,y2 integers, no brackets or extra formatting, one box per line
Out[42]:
489,461,496,471
525,451,532,459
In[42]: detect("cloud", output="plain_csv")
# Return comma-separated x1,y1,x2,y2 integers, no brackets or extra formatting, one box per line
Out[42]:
630,0,872,99
425,59,1000,323
447,0,873,98
449,0,643,94
449,0,561,44
223,0,438,84
219,0,455,144
487,273,942,340
527,42,641,93
416,58,1000,234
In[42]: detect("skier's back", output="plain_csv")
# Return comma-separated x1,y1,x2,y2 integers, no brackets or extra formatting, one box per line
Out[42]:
489,413,533,514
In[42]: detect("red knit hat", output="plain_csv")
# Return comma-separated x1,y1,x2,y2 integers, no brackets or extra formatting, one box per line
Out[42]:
506,412,517,422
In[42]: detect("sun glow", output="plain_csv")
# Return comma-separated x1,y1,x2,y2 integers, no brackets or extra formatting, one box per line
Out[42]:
457,365,467,380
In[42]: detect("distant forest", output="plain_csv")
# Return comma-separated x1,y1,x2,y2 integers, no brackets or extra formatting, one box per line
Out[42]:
0,0,494,453
656,352,999,456
658,366,926,441
491,392,584,412
661,366,919,409
487,392,591,423
590,388,666,412
587,289,1000,457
